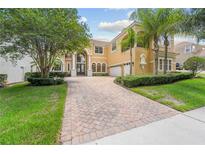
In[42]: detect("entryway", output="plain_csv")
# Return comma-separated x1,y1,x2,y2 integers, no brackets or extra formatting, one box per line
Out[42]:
77,53,86,76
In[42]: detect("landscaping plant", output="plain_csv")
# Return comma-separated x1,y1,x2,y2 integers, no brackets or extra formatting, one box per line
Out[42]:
0,9,90,78
183,56,205,76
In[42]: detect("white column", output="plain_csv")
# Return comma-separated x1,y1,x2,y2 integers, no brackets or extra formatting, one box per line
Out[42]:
87,54,92,77
71,53,77,77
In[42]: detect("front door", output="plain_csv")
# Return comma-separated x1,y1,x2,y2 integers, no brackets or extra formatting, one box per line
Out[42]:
77,53,86,76
77,63,85,75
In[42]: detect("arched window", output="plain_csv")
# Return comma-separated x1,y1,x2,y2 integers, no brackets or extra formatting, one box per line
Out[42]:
97,63,101,72
92,63,96,72
102,63,106,72
53,59,62,72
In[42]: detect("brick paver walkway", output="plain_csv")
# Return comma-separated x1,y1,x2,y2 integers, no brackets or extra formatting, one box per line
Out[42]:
61,77,178,144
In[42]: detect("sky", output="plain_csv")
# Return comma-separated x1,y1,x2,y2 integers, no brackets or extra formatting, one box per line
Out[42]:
77,8,198,44
78,8,135,41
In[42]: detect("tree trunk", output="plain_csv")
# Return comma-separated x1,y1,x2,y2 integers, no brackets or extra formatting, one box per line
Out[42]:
40,66,50,78
163,34,169,74
154,37,159,75
130,46,133,75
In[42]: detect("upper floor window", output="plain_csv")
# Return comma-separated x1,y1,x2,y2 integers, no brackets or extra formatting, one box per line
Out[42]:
112,41,116,51
95,46,103,54
185,45,192,53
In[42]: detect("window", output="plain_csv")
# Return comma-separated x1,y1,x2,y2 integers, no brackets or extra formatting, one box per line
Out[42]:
159,59,163,70
112,41,116,51
97,63,101,72
185,45,192,53
95,46,103,54
53,60,62,72
169,60,172,71
102,63,106,72
68,64,70,71
92,63,96,72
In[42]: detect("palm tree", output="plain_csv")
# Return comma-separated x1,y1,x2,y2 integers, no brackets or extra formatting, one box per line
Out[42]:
121,28,137,75
130,9,164,75
158,9,185,74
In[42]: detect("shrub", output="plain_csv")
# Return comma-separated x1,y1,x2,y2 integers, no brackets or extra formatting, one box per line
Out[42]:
49,72,71,78
0,74,7,82
0,74,8,88
93,73,109,76
25,72,70,79
27,77,64,86
184,56,205,76
115,73,194,88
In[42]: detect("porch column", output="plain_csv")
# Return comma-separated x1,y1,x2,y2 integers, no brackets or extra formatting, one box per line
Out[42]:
87,54,92,77
71,53,77,77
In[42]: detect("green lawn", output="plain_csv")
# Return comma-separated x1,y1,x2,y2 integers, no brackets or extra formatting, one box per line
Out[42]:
0,83,67,144
132,77,205,112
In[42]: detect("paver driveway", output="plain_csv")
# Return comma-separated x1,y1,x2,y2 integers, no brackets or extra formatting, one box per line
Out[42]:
61,77,178,144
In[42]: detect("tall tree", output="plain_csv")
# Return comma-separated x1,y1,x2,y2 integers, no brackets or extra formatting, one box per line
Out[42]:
182,9,205,43
0,9,91,78
130,9,163,75
158,9,185,74
121,28,137,75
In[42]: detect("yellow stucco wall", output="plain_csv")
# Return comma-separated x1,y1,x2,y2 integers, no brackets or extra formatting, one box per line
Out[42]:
63,23,176,75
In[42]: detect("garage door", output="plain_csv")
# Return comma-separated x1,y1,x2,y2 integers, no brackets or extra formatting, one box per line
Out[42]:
110,66,122,76
123,64,130,76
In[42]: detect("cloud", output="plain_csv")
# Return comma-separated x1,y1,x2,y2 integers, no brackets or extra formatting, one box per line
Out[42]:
79,16,87,23
98,20,133,32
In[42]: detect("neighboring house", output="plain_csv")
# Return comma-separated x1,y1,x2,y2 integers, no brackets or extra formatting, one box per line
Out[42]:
0,22,177,83
0,56,34,84
175,41,205,68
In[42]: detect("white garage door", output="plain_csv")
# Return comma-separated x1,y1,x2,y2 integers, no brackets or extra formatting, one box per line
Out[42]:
110,66,121,77
124,64,130,76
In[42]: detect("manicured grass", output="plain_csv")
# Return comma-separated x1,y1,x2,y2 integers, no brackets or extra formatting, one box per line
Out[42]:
0,83,67,144
131,77,205,112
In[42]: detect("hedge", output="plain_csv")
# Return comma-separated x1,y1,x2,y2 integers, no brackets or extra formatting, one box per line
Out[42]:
25,72,70,79
115,73,194,88
27,77,64,86
93,73,109,76
0,74,7,82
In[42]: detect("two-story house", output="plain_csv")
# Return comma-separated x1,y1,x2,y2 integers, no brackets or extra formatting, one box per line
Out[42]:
57,22,177,77
175,41,205,68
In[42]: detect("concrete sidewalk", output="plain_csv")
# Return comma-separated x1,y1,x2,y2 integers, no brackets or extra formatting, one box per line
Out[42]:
86,107,205,145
